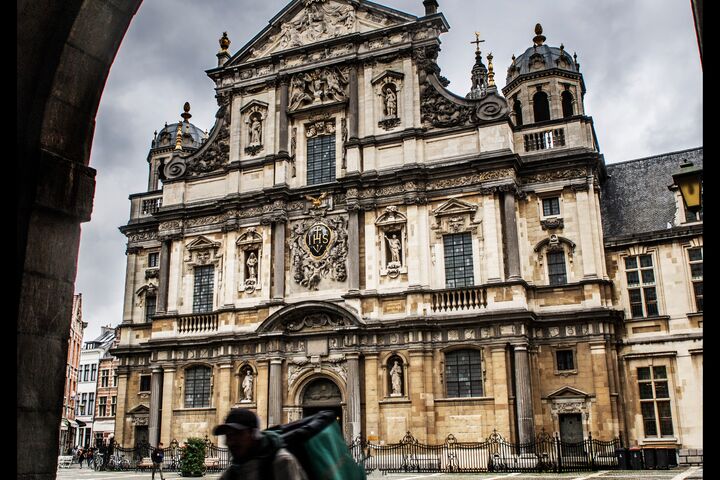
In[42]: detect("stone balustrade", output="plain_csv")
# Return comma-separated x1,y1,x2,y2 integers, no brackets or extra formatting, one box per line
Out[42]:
177,313,218,334
431,286,488,312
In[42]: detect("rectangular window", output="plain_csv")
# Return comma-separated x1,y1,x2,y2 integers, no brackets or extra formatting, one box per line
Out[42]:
688,247,703,312
139,374,151,392
637,366,674,437
113,371,118,387
88,392,95,415
82,364,89,382
148,252,159,268
111,396,117,416
90,364,97,382
625,254,658,318
79,393,87,415
445,350,484,398
542,197,561,216
193,265,215,313
547,250,567,285
98,397,107,417
185,367,212,408
100,369,109,388
145,295,157,322
443,233,475,288
556,350,575,371
306,134,336,185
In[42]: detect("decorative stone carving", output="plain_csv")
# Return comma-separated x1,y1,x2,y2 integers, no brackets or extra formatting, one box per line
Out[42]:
289,66,349,111
372,70,404,130
128,230,159,244
242,101,268,156
184,103,231,177
549,327,560,337
237,228,263,294
271,0,356,52
430,198,481,239
290,217,348,290
540,217,564,230
522,168,587,184
375,206,407,278
534,235,577,265
389,360,403,396
184,236,222,267
240,367,254,402
285,313,348,332
305,119,336,138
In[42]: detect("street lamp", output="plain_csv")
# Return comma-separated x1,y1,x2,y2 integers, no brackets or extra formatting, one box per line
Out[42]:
671,161,703,213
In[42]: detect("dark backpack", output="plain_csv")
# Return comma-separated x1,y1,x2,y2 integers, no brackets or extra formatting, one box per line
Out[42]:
151,447,164,463
266,410,366,480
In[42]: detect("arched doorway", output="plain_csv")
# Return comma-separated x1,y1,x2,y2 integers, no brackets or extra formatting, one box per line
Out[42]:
301,377,343,432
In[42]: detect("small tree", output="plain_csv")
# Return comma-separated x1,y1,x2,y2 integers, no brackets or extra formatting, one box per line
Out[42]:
180,437,206,477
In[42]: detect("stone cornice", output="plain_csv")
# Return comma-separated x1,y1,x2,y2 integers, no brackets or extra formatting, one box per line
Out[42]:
603,224,703,248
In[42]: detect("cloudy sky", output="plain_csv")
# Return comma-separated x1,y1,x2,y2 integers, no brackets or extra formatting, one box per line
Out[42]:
75,0,702,341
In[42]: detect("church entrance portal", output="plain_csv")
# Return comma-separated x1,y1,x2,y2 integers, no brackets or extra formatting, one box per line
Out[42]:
301,378,343,432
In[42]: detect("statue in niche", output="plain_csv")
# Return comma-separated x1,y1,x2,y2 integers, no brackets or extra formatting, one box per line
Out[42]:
249,115,262,146
246,252,258,281
384,233,402,264
390,360,403,396
241,369,254,402
384,87,397,118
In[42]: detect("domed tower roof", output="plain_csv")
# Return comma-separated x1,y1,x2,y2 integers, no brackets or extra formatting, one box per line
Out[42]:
151,120,207,150
504,24,583,93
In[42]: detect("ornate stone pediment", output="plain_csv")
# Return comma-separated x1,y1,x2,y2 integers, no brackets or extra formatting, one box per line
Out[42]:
185,236,222,266
230,0,414,63
430,198,481,238
547,386,590,399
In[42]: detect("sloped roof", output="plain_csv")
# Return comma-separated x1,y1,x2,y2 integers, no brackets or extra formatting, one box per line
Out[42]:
600,147,703,240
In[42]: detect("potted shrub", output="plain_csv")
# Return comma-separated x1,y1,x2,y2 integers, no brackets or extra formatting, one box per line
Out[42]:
180,437,206,477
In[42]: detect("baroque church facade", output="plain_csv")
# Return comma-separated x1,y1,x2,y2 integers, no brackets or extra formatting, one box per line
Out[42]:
112,0,702,460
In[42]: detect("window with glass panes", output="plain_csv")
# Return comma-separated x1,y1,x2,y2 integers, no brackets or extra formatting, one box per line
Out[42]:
688,248,703,311
443,233,474,288
185,366,212,408
547,250,567,285
139,374,151,392
90,364,97,382
98,396,107,416
542,197,560,216
638,366,674,437
111,396,117,416
556,350,574,371
148,252,159,267
88,392,95,413
101,369,109,388
445,349,484,397
193,265,214,313
306,134,336,185
145,295,157,322
625,254,658,318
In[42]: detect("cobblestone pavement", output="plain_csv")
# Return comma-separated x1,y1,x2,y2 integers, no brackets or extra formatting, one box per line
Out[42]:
57,465,702,480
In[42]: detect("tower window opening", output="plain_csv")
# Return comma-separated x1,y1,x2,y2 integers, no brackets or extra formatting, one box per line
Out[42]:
533,90,550,122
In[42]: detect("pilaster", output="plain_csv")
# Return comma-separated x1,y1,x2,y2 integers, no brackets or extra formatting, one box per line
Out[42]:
502,192,521,279
159,367,175,444
268,358,283,427
148,367,163,447
512,344,534,445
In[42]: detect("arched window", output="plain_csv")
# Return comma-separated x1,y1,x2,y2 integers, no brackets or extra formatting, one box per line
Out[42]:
533,91,550,122
445,349,484,398
184,366,211,408
513,98,523,126
561,90,574,118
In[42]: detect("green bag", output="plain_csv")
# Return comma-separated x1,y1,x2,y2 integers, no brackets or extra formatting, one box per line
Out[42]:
303,421,366,480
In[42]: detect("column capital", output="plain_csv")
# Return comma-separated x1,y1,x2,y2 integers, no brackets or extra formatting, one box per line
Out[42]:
345,353,361,361
270,357,284,365
511,343,529,351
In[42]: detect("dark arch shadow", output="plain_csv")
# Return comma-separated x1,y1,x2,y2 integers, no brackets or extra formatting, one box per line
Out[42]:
18,2,143,477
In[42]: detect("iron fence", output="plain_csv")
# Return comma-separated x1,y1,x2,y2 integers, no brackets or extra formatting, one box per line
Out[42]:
97,430,620,474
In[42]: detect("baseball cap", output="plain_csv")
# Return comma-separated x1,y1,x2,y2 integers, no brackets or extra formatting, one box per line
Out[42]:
212,408,259,435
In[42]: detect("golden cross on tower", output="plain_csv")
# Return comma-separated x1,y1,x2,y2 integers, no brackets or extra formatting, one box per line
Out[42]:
471,31,485,53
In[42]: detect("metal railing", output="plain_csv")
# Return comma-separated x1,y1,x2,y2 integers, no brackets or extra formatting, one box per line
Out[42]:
92,430,620,474
524,128,565,152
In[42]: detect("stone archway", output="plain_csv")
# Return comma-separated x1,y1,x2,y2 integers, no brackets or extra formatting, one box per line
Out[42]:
300,377,344,433
18,2,143,478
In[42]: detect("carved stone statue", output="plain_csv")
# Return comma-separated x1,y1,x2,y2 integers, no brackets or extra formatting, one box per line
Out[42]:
384,87,397,118
385,233,402,264
249,116,262,146
241,370,254,402
390,360,403,396
246,252,258,280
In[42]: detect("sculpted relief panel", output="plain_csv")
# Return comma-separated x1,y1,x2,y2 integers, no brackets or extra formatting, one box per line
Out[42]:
290,217,348,290
289,66,349,111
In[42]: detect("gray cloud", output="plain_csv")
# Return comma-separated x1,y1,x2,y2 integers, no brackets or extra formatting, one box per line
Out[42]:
75,0,702,341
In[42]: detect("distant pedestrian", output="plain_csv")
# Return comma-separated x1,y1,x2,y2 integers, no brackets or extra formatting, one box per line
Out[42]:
151,442,165,480
77,447,85,468
85,447,94,469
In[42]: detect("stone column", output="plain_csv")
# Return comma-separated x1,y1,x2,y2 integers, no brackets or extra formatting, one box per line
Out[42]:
271,222,286,300
148,367,163,447
490,346,511,436
348,209,360,291
348,66,359,140
216,363,234,429
574,186,598,278
114,369,130,445
408,350,428,441
278,78,289,155
122,249,139,322
256,359,269,428
363,354,380,442
512,344,534,446
157,239,171,313
346,353,362,441
590,343,611,436
502,192,521,280
159,367,175,444
268,358,283,427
